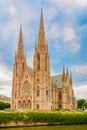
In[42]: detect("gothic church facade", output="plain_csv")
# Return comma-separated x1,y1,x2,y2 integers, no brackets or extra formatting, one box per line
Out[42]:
11,10,77,111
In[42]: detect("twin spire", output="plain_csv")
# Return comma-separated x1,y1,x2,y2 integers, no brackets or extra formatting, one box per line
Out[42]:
15,9,73,85
16,8,46,59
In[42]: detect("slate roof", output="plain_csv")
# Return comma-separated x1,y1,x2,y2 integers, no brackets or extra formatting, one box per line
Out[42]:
51,75,62,88
27,66,34,74
28,65,63,89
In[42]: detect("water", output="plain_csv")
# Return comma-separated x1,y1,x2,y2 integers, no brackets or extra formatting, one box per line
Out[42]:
0,125,87,130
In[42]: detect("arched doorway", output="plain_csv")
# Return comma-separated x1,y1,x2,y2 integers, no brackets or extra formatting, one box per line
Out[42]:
23,100,26,109
27,100,31,109
18,101,22,109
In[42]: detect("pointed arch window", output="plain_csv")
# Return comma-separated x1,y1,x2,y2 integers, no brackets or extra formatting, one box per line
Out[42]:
58,104,62,109
59,90,62,100
15,90,17,99
37,104,39,109
18,101,22,109
23,100,26,109
22,62,24,70
27,100,31,109
46,90,50,97
37,52,40,70
37,86,40,97
22,62,25,76
15,105,16,109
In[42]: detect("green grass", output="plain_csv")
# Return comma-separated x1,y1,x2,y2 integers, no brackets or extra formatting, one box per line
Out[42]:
0,111,87,125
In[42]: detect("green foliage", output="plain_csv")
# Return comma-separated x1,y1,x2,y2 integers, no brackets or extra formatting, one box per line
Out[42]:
0,101,11,110
83,102,87,109
77,99,85,109
4,103,11,109
0,102,5,110
0,111,87,125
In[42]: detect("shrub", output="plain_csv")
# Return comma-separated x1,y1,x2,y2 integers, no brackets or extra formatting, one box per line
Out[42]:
0,111,87,125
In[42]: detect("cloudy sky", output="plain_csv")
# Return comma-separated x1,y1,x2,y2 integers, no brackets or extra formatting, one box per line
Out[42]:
0,0,87,99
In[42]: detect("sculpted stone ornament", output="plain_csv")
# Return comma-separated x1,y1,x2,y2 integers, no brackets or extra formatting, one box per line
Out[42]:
23,82,31,93
23,86,31,93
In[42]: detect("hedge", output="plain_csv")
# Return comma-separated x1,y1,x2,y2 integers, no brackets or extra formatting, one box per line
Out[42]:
0,111,87,125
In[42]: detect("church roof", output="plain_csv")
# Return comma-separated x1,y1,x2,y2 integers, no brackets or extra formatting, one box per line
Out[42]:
51,75,62,88
27,66,34,74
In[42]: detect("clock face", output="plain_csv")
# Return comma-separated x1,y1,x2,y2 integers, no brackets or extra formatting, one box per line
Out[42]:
23,81,31,93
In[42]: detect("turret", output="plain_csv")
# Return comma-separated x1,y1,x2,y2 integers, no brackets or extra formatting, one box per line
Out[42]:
67,68,69,77
70,72,72,86
62,66,66,81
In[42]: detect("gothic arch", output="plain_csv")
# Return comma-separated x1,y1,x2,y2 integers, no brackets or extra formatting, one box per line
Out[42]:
36,86,40,97
23,100,26,109
18,101,22,109
27,100,31,109
59,90,62,100
23,81,31,93
15,90,17,99
23,80,29,86
37,104,39,110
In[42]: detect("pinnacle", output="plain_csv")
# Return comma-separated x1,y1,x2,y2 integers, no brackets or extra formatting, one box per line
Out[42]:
67,68,69,76
38,8,46,45
63,66,65,74
19,24,23,43
70,71,72,85
16,25,25,60
70,71,72,80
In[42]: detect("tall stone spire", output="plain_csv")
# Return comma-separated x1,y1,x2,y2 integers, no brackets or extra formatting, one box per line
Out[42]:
16,25,25,59
33,9,51,111
38,8,46,45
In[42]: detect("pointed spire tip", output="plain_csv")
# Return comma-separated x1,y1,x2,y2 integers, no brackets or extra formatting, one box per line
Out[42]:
38,7,46,46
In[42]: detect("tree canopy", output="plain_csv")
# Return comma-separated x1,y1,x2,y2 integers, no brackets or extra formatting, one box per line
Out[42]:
77,99,86,109
0,101,11,110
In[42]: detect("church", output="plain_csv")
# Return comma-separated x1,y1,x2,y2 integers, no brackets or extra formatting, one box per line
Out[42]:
11,9,77,111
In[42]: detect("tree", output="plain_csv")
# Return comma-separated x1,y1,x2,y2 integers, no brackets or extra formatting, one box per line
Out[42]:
4,103,11,109
83,102,87,109
77,99,85,109
0,101,11,110
0,101,5,110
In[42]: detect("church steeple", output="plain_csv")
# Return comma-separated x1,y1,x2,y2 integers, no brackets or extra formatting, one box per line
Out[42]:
38,8,46,46
16,25,25,59
33,9,51,110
